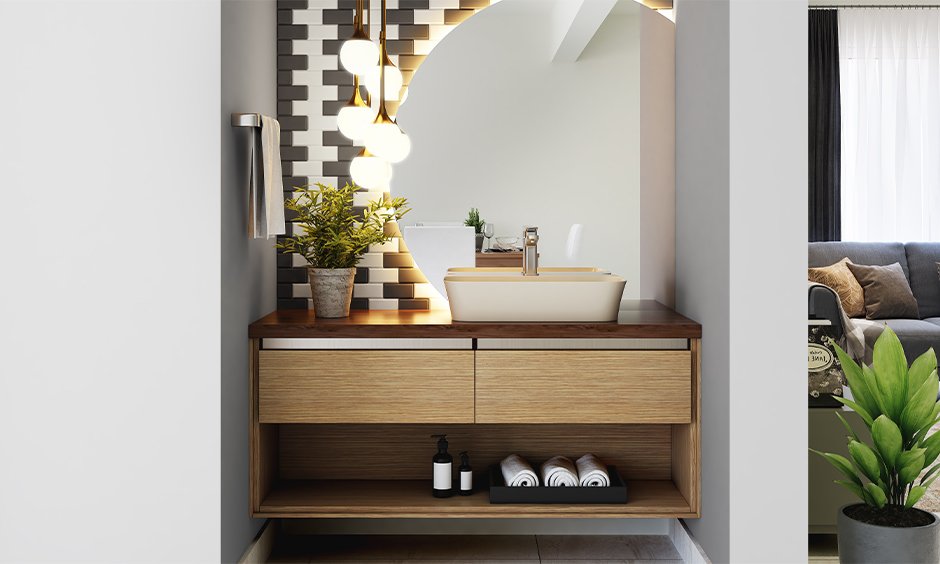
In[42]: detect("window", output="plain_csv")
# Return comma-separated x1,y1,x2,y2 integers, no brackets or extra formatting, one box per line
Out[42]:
839,10,940,242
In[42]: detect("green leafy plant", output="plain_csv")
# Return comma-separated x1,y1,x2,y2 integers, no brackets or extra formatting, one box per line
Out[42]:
277,182,409,269
812,327,940,511
464,207,484,234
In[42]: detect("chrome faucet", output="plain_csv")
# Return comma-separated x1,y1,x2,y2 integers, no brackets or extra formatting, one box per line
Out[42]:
522,226,539,276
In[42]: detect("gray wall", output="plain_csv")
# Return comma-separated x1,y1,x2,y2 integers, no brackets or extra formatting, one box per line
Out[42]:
639,8,677,307
221,1,278,561
675,0,807,561
674,1,731,560
726,0,806,560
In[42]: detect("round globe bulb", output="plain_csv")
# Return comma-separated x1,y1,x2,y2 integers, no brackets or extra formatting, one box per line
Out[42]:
363,122,411,163
384,132,411,163
364,63,403,101
363,122,399,156
337,105,374,140
365,125,411,164
340,39,379,76
350,154,392,190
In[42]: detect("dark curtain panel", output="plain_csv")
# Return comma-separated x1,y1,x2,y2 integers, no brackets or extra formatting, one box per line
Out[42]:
809,10,841,242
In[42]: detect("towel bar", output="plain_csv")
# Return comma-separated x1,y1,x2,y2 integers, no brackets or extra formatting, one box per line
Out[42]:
231,113,261,127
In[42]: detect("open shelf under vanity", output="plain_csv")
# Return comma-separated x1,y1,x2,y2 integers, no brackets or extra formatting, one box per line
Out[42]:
248,302,702,521
258,479,693,519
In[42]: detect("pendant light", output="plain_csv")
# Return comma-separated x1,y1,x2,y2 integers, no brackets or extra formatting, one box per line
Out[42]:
350,147,392,190
339,0,379,76
336,75,373,140
363,0,411,164
364,107,411,163
364,51,404,101
362,0,403,101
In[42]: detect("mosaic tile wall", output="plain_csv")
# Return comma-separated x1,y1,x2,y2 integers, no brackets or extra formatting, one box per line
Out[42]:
276,0,492,311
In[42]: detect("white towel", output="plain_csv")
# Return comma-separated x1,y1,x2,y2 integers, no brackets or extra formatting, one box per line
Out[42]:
576,453,610,487
248,115,286,239
500,454,539,487
541,456,579,487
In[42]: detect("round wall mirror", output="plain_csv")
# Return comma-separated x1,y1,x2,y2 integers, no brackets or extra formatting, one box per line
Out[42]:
393,0,676,304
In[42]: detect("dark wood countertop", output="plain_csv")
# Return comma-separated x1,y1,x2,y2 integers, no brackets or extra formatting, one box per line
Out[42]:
249,300,701,339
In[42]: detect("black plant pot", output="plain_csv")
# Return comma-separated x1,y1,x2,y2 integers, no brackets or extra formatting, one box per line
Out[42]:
475,233,484,251
837,504,940,563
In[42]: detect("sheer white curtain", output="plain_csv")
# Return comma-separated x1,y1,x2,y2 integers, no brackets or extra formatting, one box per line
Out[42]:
839,9,940,242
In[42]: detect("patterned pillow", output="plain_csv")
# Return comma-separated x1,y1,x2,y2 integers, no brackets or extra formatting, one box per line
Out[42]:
808,257,866,318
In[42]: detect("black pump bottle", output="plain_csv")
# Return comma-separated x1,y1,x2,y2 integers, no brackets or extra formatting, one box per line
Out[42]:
432,434,453,498
458,451,473,496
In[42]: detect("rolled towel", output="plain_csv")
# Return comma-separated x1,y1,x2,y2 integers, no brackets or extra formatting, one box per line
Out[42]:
500,454,539,487
541,456,579,487
576,453,610,487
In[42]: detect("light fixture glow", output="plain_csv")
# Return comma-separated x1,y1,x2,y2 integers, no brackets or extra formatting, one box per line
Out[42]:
340,39,379,75
337,75,375,140
364,120,411,163
339,0,378,75
364,59,403,101
350,148,392,190
337,105,375,139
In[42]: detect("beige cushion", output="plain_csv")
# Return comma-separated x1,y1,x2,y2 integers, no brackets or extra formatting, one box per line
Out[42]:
808,257,865,318
846,262,920,320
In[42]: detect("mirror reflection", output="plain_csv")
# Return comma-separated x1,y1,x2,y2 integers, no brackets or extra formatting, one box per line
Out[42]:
393,0,676,306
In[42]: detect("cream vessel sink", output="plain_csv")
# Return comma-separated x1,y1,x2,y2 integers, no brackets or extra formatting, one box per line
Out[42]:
446,266,610,276
444,272,627,322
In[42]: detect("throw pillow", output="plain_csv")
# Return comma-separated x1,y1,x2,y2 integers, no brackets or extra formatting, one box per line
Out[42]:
846,262,920,320
808,258,865,317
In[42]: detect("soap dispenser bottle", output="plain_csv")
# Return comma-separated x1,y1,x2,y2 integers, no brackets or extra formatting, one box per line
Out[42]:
458,451,473,496
431,434,453,498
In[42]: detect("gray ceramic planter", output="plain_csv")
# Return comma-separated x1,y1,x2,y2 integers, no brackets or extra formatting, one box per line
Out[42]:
837,504,940,563
475,233,484,251
308,267,356,318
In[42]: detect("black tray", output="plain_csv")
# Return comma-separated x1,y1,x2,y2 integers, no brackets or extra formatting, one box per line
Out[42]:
488,465,628,504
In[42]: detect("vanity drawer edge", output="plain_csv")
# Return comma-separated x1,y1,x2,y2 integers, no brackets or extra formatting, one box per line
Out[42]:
474,350,693,424
258,350,475,424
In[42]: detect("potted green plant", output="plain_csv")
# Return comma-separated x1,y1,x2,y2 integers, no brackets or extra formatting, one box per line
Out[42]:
813,327,940,563
465,207,485,251
278,182,409,318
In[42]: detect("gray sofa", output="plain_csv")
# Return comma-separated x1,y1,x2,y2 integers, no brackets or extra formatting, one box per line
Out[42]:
809,242,940,362
809,242,940,533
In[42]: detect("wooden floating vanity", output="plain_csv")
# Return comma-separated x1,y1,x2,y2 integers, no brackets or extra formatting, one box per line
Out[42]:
248,300,701,519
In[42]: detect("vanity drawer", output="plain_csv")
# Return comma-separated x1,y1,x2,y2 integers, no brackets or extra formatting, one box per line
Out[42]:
258,350,474,423
475,350,692,424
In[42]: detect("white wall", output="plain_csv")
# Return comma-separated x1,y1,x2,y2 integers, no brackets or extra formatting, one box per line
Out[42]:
221,1,277,562
396,0,674,297
675,0,807,561
0,1,221,561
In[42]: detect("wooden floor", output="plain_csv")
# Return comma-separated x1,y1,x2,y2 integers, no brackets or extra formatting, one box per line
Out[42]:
267,535,682,563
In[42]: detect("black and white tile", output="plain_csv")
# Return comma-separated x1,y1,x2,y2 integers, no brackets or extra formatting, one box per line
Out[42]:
276,0,492,311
